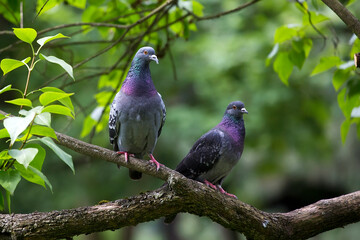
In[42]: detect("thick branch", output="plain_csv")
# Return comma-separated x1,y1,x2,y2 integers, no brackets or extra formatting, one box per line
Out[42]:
0,132,358,239
322,0,360,38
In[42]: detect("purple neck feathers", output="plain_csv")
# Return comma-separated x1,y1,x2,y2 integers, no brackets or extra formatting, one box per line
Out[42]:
217,115,245,146
121,59,157,96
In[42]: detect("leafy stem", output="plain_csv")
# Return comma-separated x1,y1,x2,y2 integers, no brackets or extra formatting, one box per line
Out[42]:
23,56,35,99
19,113,37,150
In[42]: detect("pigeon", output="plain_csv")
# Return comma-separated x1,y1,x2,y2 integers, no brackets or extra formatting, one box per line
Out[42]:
164,101,247,223
109,46,166,180
176,101,247,196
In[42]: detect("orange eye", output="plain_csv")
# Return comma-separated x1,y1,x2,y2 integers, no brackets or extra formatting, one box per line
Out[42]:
144,50,148,55
232,105,237,110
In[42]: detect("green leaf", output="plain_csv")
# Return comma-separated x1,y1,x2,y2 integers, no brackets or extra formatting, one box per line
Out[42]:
28,166,53,192
39,137,74,174
21,106,44,116
14,144,48,190
37,33,69,47
36,0,60,16
3,112,35,146
333,69,350,91
40,54,74,80
302,11,329,26
30,125,57,140
274,25,298,43
0,128,10,139
25,144,46,170
81,115,97,138
40,87,75,114
1,57,31,75
9,148,38,169
273,52,293,86
350,38,360,58
39,91,74,106
0,150,12,160
95,91,113,106
42,105,74,118
340,119,351,144
0,169,21,195
311,56,342,76
67,0,86,9
192,1,204,17
13,28,37,44
98,70,121,90
289,46,305,70
15,162,45,188
34,112,51,127
0,85,13,94
5,98,32,107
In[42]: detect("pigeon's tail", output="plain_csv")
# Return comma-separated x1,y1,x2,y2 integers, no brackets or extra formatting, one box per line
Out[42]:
129,154,143,180
129,170,142,180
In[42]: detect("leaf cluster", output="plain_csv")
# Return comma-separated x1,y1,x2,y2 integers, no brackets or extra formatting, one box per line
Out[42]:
0,28,75,211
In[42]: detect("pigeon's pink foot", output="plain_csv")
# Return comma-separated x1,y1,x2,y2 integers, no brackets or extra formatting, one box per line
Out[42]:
149,154,164,171
217,185,238,199
116,151,134,162
204,180,217,190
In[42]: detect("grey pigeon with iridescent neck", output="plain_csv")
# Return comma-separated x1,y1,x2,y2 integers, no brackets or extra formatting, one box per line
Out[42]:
164,101,247,224
175,101,247,197
109,46,166,180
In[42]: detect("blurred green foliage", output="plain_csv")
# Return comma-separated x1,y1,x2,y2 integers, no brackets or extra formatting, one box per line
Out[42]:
0,0,359,239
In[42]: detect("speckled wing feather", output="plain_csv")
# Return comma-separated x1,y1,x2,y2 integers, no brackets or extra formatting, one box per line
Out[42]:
176,129,223,180
109,95,120,151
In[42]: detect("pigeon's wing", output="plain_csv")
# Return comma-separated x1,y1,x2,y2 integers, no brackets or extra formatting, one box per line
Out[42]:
157,92,166,137
109,99,120,151
175,129,223,180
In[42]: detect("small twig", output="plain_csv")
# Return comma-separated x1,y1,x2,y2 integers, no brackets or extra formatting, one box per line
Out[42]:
321,0,360,39
20,1,23,28
187,0,260,22
33,0,49,23
296,0,327,49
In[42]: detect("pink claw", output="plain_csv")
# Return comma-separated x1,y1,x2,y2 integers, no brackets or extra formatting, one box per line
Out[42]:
218,185,238,199
204,180,217,190
149,154,164,171
116,152,134,162
117,151,129,162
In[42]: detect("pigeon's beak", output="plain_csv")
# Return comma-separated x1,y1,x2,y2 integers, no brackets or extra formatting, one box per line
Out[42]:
240,108,248,114
149,55,159,64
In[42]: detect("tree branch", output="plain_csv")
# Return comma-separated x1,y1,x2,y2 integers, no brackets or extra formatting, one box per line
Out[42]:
0,131,358,239
321,0,360,38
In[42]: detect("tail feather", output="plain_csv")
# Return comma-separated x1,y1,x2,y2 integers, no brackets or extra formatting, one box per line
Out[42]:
129,170,142,180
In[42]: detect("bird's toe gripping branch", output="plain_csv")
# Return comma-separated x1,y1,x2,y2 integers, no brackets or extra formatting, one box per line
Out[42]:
149,154,164,171
116,151,134,162
217,185,238,199
204,180,217,190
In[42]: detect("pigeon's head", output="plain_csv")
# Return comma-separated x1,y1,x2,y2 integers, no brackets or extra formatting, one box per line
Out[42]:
134,46,159,64
225,101,248,120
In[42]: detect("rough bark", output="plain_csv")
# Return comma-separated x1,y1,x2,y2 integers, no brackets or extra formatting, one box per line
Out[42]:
321,0,360,38
0,132,358,239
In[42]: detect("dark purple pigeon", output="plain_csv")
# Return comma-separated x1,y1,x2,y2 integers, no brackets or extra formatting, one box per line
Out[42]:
109,46,166,180
175,101,247,197
164,101,247,223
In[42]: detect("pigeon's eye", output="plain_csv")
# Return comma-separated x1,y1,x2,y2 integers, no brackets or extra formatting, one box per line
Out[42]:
232,105,237,110
144,50,148,55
